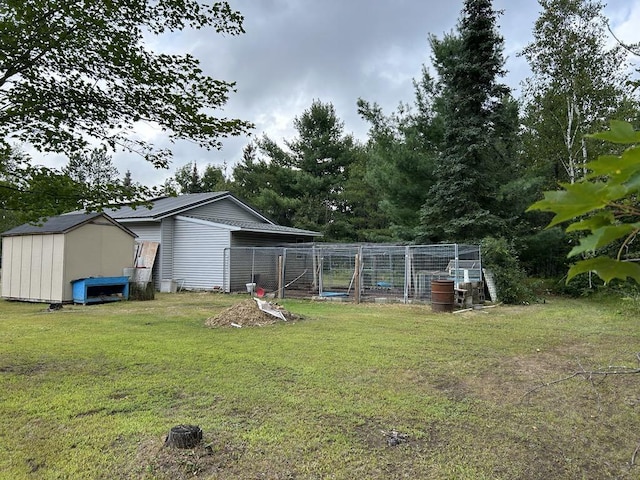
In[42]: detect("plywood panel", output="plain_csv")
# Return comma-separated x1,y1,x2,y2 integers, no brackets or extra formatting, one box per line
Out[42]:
19,236,32,298
1,238,13,298
28,236,43,300
50,234,65,301
135,241,159,269
40,236,55,301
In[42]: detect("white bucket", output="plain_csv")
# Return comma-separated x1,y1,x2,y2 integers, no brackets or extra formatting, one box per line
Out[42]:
246,282,256,293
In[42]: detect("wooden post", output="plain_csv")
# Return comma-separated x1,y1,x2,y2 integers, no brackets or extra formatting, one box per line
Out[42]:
277,255,283,299
354,254,361,304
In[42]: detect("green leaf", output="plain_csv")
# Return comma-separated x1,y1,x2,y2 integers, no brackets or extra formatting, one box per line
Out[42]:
586,120,640,144
527,181,621,227
585,147,640,185
623,169,640,192
567,257,640,284
565,212,615,232
567,223,640,258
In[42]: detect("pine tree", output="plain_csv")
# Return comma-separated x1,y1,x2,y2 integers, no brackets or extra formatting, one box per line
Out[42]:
418,0,518,243
123,170,133,187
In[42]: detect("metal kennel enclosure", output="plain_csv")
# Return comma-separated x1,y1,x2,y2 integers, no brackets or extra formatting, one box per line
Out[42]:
223,244,481,303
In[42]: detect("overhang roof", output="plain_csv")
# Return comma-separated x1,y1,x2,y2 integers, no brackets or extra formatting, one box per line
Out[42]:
178,215,322,237
2,212,137,238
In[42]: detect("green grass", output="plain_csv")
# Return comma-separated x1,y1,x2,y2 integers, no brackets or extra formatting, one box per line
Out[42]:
1,293,639,479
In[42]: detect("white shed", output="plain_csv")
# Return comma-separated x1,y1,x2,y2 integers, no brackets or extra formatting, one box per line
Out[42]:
1,212,136,303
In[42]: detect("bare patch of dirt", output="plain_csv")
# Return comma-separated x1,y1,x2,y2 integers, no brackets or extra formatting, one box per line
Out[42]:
205,299,303,328
131,433,245,480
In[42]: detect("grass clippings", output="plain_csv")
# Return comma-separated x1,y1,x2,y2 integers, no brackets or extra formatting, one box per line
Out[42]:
205,298,302,327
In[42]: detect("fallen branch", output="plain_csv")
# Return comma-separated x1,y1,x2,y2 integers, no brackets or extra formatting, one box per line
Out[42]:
632,442,640,467
453,303,502,314
522,352,640,401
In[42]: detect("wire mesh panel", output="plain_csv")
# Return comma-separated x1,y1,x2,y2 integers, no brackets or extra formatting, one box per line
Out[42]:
408,245,458,302
281,247,317,297
225,247,283,295
316,246,359,297
224,244,481,303
360,246,407,302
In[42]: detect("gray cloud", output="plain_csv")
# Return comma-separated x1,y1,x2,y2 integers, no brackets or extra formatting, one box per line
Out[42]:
35,0,640,188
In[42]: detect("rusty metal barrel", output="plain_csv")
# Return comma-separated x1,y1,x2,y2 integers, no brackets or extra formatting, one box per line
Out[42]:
431,280,454,313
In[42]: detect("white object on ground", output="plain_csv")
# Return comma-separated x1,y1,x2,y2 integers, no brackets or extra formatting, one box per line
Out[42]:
254,298,287,321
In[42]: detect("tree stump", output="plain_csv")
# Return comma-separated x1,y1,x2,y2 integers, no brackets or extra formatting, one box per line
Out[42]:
163,425,203,449
129,281,155,301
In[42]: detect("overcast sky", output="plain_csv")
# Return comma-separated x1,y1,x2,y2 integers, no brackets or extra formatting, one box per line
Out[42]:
38,0,640,187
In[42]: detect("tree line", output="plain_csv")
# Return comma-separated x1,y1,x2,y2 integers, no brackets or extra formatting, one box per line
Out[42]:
1,0,638,296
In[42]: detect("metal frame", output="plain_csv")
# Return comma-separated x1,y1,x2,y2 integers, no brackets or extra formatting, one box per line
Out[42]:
223,243,481,303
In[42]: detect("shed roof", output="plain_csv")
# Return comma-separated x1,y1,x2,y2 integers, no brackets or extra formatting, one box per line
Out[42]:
1,213,137,238
106,192,271,223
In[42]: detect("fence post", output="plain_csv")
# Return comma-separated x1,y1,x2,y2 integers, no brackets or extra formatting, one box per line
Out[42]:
277,255,283,299
354,254,361,304
404,246,410,304
312,245,318,292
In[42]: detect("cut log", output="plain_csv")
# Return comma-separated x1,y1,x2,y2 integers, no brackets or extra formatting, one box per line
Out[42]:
163,425,203,449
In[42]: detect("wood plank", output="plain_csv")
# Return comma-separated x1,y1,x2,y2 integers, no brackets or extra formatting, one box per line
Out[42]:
135,241,159,269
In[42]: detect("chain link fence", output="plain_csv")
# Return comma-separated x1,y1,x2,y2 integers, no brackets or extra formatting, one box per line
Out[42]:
224,244,481,303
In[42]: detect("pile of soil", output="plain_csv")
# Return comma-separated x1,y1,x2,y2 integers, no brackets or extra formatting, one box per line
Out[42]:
205,299,302,328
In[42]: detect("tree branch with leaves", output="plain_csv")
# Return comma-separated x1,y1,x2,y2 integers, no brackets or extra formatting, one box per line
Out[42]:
0,0,253,168
528,120,640,283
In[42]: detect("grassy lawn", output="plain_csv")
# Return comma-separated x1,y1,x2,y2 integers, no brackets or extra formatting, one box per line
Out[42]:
1,292,639,479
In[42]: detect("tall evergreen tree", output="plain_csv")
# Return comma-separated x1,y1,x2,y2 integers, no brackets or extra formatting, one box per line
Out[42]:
230,140,301,226
123,170,133,187
230,101,362,239
357,68,442,241
64,147,119,187
201,163,228,192
174,161,204,194
284,101,358,233
418,0,518,243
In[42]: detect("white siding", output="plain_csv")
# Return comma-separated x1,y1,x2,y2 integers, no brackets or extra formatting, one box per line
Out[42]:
160,218,174,281
126,222,161,243
173,217,230,290
1,237,12,298
188,197,264,222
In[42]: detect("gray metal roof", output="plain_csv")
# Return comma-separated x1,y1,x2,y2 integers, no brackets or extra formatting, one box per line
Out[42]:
106,192,265,221
186,216,322,236
2,212,136,237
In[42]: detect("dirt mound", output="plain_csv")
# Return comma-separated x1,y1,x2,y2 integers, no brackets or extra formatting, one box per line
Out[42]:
205,299,302,328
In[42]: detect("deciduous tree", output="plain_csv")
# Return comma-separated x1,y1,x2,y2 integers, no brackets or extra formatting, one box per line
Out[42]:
520,0,637,187
528,120,640,284
0,0,252,167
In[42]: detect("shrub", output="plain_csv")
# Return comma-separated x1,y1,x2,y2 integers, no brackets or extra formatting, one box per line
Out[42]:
481,236,535,304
